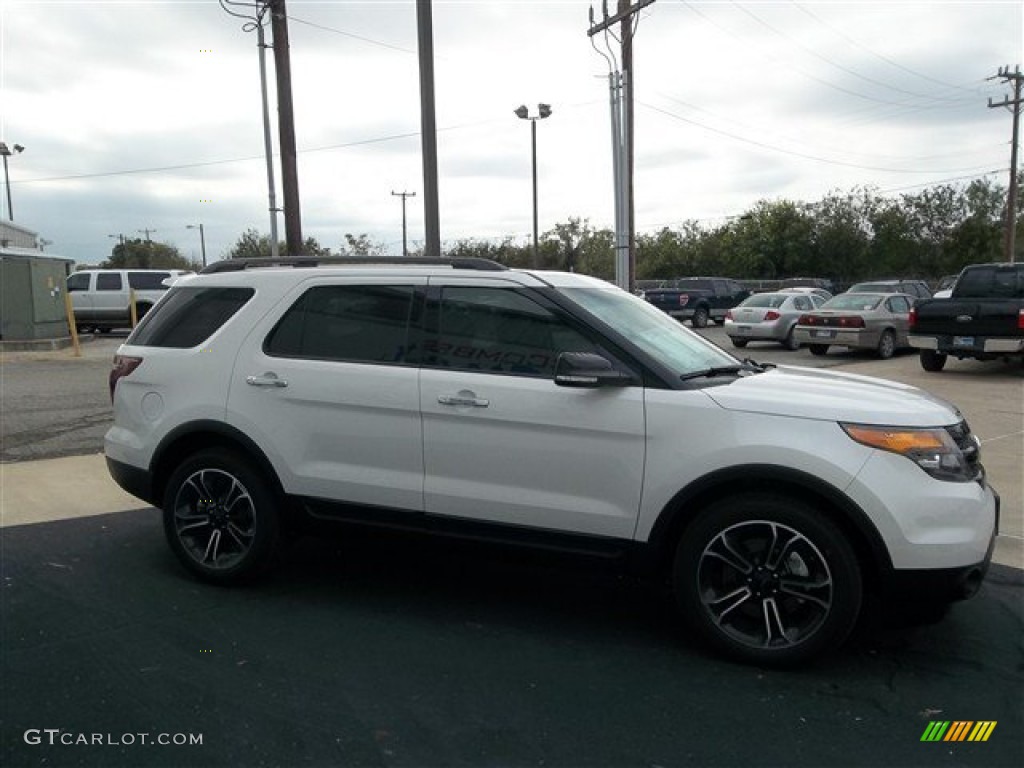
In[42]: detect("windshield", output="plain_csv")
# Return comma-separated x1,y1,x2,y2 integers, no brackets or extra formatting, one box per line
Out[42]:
561,286,739,377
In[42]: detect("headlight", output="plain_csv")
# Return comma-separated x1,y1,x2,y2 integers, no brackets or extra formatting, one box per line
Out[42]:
841,423,977,482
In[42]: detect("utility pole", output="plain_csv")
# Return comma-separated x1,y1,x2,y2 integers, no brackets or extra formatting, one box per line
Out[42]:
137,228,157,242
417,0,441,258
588,1,655,292
219,0,281,258
988,65,1022,264
270,0,303,255
391,191,416,257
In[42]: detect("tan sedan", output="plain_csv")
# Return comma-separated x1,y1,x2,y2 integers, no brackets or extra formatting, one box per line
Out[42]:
793,292,914,359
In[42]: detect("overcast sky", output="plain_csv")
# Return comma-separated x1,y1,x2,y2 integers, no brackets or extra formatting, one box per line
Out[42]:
1,0,1021,265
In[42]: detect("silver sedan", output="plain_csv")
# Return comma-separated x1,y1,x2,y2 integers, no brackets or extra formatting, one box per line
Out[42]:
724,292,825,350
793,292,914,359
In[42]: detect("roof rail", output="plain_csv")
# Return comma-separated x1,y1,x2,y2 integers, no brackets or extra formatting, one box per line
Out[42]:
200,256,508,275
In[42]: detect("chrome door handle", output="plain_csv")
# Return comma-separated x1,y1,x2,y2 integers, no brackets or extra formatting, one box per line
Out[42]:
246,373,288,388
438,394,489,407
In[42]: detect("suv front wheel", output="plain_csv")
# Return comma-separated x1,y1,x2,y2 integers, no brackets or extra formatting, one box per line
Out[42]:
162,449,281,584
672,494,862,666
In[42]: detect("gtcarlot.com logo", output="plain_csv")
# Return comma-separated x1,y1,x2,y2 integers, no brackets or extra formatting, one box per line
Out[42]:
24,729,203,747
921,721,997,743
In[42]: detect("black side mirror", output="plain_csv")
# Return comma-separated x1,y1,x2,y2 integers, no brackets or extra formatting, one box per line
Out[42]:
554,352,632,388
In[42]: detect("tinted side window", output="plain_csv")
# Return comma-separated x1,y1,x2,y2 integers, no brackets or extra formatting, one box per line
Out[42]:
129,287,254,348
427,287,597,377
96,273,123,291
265,285,414,364
128,271,171,290
887,296,910,313
67,273,90,292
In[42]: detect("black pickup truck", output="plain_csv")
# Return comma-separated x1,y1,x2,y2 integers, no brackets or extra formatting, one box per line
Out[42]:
639,277,750,328
908,262,1024,371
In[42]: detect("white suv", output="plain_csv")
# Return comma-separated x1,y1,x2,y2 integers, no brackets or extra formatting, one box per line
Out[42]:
104,258,998,665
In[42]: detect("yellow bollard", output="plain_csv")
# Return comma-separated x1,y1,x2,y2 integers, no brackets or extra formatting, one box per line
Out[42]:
130,288,138,327
64,290,81,357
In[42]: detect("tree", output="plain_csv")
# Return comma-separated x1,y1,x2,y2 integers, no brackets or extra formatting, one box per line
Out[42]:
338,234,386,257
225,228,333,259
103,238,197,270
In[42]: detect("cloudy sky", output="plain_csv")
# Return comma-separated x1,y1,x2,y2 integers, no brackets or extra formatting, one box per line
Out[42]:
1,0,1021,265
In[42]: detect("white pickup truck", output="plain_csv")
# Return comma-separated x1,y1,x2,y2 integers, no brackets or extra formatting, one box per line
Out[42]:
67,269,192,333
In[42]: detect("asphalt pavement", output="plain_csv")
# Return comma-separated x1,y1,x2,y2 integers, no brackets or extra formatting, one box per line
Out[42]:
2,509,1022,768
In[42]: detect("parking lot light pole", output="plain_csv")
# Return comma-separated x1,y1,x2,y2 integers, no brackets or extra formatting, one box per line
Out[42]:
0,142,25,221
187,224,207,267
514,104,552,268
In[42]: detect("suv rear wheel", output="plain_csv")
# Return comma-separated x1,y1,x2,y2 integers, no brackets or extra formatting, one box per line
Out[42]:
672,494,862,666
691,307,710,328
162,449,281,584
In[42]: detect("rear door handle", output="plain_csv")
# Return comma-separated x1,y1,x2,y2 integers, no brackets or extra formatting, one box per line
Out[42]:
438,392,489,408
246,372,288,388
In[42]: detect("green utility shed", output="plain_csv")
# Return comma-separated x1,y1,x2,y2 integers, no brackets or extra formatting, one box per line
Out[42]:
0,248,75,341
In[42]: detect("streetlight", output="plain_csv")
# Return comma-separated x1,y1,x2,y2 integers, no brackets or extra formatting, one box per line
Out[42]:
514,103,552,267
0,142,25,221
186,224,207,267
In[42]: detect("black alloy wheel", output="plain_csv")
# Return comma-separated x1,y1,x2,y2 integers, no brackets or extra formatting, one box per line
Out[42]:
673,494,862,666
162,450,281,584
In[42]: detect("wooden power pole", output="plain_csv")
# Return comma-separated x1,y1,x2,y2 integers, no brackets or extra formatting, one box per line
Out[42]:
271,0,303,256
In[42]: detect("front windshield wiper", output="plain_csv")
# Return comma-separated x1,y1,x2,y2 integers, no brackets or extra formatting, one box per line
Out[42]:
679,358,773,382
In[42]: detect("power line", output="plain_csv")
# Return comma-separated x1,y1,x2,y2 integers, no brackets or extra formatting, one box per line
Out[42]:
677,0,985,112
639,100,1003,175
792,2,988,96
730,1,966,104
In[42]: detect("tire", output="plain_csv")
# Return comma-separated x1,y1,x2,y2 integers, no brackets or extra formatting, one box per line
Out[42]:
920,349,947,372
162,449,281,585
730,338,749,349
672,494,862,666
782,326,800,351
691,307,710,328
876,329,896,360
808,344,828,356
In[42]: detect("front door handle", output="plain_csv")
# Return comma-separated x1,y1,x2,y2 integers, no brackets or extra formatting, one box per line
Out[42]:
246,372,288,388
438,392,489,408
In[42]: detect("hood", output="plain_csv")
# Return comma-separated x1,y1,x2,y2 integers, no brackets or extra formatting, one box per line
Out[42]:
703,365,961,427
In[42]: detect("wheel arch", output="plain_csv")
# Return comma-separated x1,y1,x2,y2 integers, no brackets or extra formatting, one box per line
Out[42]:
150,420,286,508
638,465,892,588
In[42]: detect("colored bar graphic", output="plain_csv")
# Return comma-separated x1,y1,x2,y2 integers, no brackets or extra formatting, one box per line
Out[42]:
921,720,997,742
968,722,997,742
921,721,950,741
945,721,973,741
